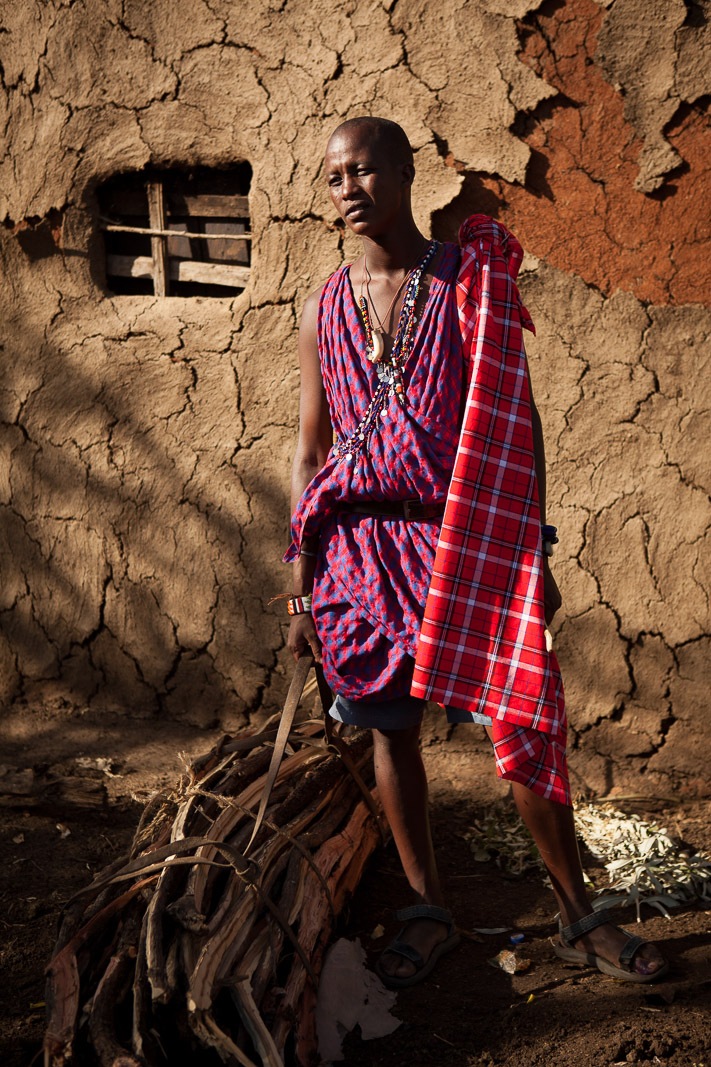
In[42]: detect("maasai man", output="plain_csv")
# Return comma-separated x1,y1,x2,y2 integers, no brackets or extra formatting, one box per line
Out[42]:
285,117,667,987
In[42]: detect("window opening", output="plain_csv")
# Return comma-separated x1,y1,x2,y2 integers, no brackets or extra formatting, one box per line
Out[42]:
98,165,252,297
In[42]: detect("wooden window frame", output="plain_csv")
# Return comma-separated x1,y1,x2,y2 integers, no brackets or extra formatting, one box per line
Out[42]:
100,178,252,297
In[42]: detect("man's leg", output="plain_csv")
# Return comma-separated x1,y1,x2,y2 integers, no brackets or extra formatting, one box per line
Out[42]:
512,781,666,976
372,723,452,980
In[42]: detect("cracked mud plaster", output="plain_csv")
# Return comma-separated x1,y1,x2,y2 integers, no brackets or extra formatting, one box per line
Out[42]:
595,0,711,193
0,0,710,796
436,0,711,305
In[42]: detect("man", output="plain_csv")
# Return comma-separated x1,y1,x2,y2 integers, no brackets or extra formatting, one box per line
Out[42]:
285,116,666,986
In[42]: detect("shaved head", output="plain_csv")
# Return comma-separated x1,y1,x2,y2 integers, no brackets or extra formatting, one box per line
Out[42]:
327,117,414,167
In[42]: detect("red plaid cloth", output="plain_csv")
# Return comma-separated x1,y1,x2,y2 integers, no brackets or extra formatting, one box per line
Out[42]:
411,216,570,805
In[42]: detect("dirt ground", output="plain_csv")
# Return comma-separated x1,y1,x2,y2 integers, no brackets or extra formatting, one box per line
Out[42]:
1,710,710,1067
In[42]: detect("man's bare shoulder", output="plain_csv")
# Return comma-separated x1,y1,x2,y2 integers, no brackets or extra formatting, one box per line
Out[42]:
301,259,353,319
294,283,324,349
300,278,332,331
302,285,325,319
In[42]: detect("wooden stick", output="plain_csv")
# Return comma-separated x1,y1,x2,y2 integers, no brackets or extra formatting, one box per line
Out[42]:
230,978,284,1067
146,182,169,297
192,1010,260,1067
107,253,250,289
144,791,194,1002
132,912,162,1064
101,219,253,241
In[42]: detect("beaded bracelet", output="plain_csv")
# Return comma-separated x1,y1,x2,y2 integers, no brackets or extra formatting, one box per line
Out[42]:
287,594,312,616
298,548,318,558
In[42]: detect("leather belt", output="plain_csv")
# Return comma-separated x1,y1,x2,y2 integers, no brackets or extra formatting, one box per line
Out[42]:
341,499,445,521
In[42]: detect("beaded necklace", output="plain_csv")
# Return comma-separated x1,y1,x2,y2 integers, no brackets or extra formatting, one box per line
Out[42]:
359,263,410,364
335,239,438,462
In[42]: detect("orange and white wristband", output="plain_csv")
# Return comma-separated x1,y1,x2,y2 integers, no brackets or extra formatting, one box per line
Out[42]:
287,594,313,616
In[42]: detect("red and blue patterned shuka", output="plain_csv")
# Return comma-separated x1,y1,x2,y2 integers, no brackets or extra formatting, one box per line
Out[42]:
286,217,571,806
285,241,463,699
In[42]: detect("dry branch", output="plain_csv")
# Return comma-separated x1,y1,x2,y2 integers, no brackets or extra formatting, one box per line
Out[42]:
44,690,384,1067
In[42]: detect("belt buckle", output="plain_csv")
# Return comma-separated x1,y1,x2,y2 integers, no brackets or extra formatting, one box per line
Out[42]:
403,499,425,520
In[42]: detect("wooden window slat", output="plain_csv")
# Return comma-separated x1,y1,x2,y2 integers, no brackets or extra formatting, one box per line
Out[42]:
103,189,250,218
146,182,169,297
107,254,251,289
172,194,250,218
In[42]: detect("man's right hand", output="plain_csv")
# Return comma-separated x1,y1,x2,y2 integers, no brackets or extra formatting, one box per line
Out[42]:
287,613,322,663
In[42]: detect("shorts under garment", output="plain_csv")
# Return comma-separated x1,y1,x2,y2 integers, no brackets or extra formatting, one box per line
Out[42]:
329,692,493,731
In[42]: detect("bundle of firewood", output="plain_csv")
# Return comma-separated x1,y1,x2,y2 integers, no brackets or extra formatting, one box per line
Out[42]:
43,662,384,1067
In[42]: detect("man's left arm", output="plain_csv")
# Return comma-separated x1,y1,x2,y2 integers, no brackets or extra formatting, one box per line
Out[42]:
528,368,562,627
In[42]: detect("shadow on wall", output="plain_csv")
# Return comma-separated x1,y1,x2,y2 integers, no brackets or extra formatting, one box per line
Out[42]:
1,263,704,799
0,309,293,731
0,325,683,761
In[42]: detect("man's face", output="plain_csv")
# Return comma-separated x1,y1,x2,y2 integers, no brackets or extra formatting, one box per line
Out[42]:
324,127,412,236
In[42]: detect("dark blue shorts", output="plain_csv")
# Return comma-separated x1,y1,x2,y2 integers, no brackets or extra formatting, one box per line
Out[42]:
329,693,492,730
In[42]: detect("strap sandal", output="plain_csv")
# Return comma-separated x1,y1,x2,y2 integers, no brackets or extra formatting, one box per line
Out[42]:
554,909,669,983
375,904,461,990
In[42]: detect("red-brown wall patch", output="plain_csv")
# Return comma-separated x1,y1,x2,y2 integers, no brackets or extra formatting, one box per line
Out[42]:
434,0,711,307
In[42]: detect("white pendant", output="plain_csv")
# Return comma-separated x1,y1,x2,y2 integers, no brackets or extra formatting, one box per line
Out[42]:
366,330,384,364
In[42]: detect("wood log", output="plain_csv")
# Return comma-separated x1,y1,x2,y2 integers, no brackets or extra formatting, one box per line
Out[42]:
143,793,193,1003
272,799,381,1059
88,910,142,1067
191,1009,260,1067
44,711,384,1067
191,746,319,914
0,764,35,795
44,876,157,1067
0,771,107,808
144,867,186,1002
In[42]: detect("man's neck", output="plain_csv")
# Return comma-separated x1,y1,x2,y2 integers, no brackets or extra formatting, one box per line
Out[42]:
360,222,429,277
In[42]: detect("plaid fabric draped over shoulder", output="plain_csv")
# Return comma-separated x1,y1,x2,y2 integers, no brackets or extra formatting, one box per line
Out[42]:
411,215,570,806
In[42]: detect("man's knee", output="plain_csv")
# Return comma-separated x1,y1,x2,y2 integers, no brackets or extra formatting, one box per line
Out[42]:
372,722,421,753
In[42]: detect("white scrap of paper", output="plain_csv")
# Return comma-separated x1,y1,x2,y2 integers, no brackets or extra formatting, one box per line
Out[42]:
316,937,401,1062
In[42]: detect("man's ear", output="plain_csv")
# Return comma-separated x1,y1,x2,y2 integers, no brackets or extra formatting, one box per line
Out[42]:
403,162,415,186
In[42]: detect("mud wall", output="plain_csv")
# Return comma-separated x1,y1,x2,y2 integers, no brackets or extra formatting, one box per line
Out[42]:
0,0,709,796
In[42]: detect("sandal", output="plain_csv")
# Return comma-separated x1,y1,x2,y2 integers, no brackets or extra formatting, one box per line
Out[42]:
375,904,460,989
554,909,669,983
